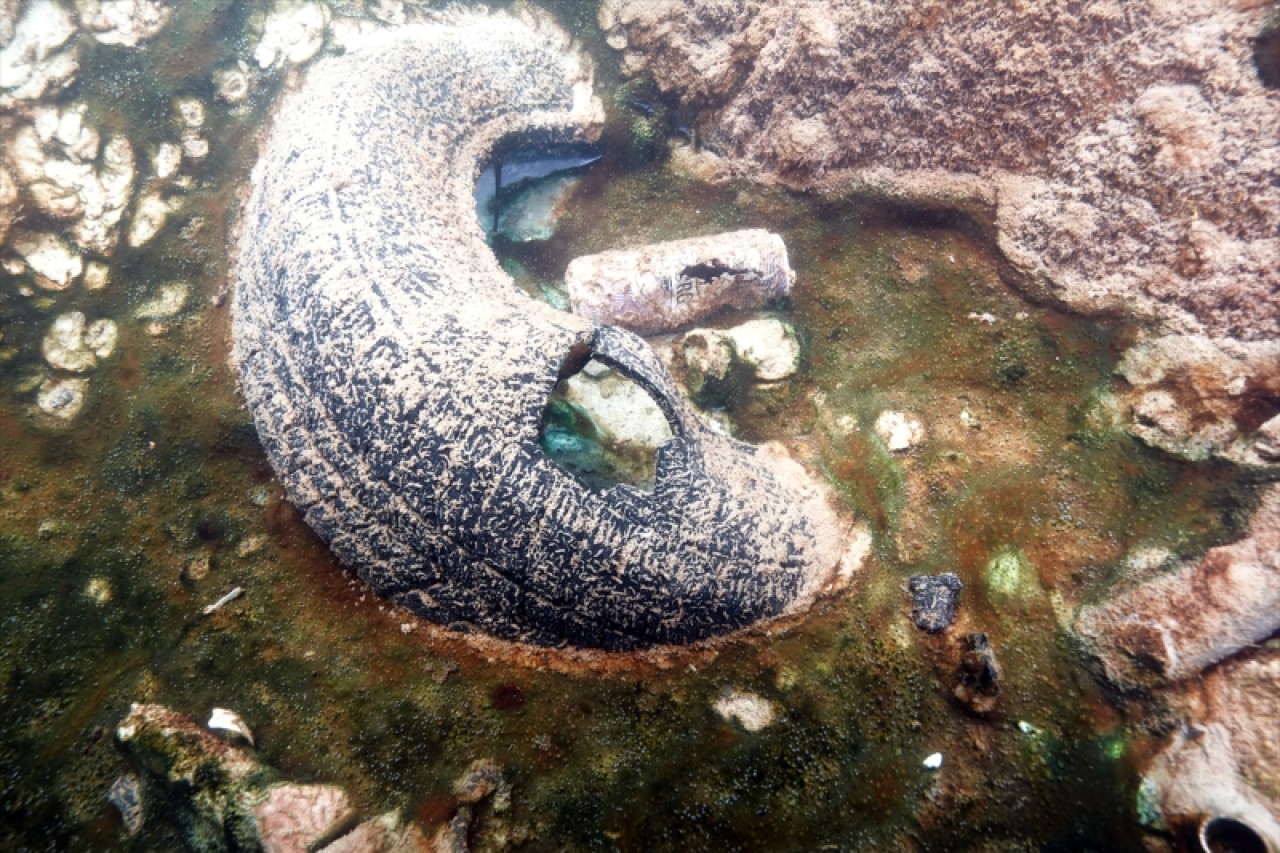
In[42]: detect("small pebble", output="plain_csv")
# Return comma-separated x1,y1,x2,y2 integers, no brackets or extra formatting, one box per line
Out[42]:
923,752,943,770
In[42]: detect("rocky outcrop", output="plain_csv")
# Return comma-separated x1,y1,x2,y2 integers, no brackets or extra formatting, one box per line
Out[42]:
1116,334,1280,468
1074,486,1280,687
231,11,850,651
612,0,1280,341
115,703,431,852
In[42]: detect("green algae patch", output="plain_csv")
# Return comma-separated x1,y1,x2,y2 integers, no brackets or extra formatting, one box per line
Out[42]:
983,545,1040,603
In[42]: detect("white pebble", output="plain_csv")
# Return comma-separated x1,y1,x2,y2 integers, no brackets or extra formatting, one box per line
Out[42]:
713,690,776,733
875,410,925,452
923,752,943,770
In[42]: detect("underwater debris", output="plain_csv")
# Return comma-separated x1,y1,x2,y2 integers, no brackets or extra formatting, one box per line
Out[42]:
954,632,1001,715
0,0,79,108
201,586,243,616
231,12,847,650
907,573,963,634
565,229,795,334
1139,723,1280,849
1075,486,1280,687
207,708,255,747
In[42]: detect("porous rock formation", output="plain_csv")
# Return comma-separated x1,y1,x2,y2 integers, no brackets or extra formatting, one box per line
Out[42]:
231,10,847,651
611,0,1280,341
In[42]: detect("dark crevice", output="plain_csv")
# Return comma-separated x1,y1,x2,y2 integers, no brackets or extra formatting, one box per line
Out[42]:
1254,20,1280,89
680,263,750,281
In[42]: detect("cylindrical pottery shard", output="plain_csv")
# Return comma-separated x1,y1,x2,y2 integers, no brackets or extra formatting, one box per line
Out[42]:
565,229,795,334
231,10,848,651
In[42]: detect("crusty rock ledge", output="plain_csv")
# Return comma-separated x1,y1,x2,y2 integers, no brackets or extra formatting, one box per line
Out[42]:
230,10,848,651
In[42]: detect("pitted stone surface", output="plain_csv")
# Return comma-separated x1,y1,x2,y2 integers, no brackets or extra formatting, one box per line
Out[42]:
231,11,846,651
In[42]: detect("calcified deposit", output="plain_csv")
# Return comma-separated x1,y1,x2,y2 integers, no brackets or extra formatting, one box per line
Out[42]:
609,0,1280,840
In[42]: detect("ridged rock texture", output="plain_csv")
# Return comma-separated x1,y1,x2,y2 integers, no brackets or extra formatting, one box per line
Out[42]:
609,0,1280,341
231,10,846,651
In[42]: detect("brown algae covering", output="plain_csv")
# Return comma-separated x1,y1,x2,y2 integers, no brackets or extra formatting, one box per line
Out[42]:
0,0,1274,849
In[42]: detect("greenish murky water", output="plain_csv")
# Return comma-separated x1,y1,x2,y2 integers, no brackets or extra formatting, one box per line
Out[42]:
0,1,1267,850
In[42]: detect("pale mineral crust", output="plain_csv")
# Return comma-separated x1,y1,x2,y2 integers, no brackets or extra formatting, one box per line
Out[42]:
565,228,794,334
612,0,1280,341
232,11,847,651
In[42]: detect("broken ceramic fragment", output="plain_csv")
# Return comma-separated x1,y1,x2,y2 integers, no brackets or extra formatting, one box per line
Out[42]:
566,229,794,334
231,12,847,651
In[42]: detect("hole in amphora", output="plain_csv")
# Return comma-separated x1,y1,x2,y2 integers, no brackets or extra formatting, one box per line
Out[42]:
1197,815,1268,853
1254,20,1280,89
538,355,674,492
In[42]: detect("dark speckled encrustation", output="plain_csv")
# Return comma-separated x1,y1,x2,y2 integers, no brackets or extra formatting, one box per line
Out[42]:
230,10,846,651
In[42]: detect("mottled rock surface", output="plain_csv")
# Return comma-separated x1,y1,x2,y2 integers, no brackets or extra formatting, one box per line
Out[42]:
231,12,847,651
613,0,1280,341
1075,486,1280,687
1117,334,1280,468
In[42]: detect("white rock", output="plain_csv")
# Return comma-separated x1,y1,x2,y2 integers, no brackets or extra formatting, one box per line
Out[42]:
213,63,251,104
11,230,82,289
85,577,112,604
724,316,800,382
43,311,116,371
714,690,776,732
35,375,89,424
0,0,79,107
153,142,181,179
54,104,99,162
923,752,943,770
875,409,925,452
254,0,330,70
1258,415,1280,461
127,192,178,247
563,362,672,451
83,261,109,290
181,134,208,162
75,0,171,47
207,707,255,746
135,281,188,319
174,96,205,129
7,113,136,254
